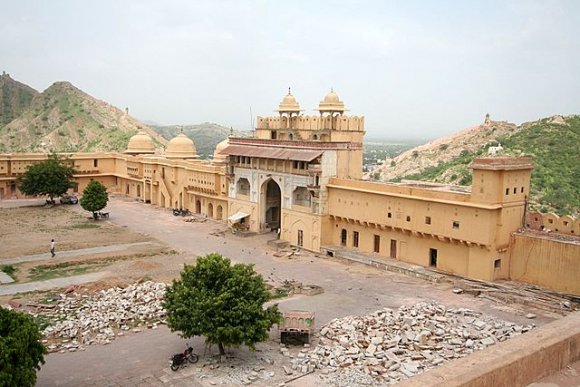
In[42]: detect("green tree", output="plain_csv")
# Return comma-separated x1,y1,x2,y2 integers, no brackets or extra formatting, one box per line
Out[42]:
17,154,76,203
0,308,47,387
163,253,282,356
80,180,108,220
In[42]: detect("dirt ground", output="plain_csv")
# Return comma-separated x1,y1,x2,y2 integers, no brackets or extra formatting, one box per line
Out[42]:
0,202,175,298
0,204,151,258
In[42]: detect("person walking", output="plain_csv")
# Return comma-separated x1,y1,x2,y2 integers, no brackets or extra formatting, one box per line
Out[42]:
50,239,56,257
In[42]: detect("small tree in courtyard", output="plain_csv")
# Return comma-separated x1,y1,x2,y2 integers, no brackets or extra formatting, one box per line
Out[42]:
80,180,109,220
0,308,47,387
163,253,282,356
18,153,76,203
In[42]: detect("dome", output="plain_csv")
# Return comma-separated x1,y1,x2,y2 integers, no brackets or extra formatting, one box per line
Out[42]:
323,90,340,103
277,88,301,113
165,133,197,159
213,137,230,164
318,89,346,113
125,131,155,155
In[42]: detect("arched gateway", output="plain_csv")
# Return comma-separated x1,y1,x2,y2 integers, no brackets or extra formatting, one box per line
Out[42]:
261,179,281,232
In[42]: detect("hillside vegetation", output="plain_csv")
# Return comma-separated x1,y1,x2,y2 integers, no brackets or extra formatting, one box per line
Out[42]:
0,77,166,153
376,115,579,215
0,72,38,126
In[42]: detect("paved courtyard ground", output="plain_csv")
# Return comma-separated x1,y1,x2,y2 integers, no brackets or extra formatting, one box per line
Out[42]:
1,196,577,386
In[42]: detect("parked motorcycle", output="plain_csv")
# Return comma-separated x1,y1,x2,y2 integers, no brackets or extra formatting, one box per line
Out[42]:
173,208,192,217
170,344,198,371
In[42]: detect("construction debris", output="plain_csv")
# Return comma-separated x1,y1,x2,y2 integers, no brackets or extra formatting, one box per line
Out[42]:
289,301,535,385
184,215,207,223
34,281,167,353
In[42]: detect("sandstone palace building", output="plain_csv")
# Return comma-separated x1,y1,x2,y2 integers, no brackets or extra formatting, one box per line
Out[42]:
1,90,578,294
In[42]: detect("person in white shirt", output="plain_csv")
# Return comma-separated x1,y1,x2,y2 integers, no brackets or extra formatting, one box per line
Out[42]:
50,239,56,257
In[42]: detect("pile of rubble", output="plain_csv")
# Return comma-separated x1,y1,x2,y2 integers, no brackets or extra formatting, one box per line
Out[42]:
288,302,535,385
39,281,167,352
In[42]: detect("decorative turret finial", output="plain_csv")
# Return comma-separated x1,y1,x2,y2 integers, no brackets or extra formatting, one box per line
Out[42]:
288,87,291,95
230,126,234,136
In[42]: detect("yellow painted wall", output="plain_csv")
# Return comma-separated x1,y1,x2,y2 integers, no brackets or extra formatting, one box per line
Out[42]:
327,218,494,278
282,209,322,251
509,233,580,295
327,183,498,246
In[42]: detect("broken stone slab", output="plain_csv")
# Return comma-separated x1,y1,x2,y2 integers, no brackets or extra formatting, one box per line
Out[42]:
481,337,495,346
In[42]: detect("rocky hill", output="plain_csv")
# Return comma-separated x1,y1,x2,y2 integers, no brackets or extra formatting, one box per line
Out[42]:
152,123,250,159
370,115,580,215
0,72,39,127
0,78,166,153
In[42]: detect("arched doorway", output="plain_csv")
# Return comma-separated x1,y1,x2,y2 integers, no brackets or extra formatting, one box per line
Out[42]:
261,179,281,231
195,200,202,213
208,203,214,218
216,205,223,220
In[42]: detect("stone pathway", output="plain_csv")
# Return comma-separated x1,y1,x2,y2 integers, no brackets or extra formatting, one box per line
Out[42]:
0,272,108,296
1,242,157,265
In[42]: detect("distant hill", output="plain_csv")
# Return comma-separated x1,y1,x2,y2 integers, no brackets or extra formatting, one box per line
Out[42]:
0,72,39,127
370,115,580,215
0,77,166,153
152,123,250,159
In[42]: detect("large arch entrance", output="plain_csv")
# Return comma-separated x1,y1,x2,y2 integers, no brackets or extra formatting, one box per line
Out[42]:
261,179,281,231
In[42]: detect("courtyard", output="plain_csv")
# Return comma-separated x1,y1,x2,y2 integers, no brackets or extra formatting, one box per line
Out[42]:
0,196,574,386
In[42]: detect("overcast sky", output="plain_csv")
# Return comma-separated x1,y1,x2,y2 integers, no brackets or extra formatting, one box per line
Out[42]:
1,0,579,140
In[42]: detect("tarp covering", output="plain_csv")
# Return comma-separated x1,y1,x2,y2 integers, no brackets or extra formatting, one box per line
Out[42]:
228,211,249,223
221,145,322,162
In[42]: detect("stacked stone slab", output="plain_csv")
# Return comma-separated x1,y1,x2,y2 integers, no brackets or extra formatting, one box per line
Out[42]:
289,302,535,385
40,281,167,352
